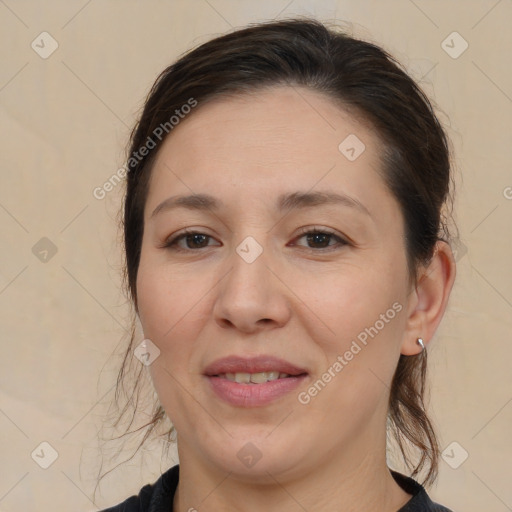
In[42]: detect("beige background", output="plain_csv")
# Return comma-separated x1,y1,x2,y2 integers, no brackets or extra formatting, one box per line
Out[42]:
1,0,511,511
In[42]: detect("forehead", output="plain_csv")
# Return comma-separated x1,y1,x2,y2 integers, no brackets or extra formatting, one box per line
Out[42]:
156,86,381,162
147,86,393,218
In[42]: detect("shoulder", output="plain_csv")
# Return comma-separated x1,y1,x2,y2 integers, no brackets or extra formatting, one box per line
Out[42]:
391,470,456,512
98,464,179,512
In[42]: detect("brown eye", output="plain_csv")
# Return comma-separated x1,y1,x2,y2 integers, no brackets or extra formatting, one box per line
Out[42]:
293,228,348,251
305,232,334,249
163,230,219,251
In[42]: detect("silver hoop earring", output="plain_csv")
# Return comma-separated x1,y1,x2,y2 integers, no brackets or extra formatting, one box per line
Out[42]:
417,338,425,352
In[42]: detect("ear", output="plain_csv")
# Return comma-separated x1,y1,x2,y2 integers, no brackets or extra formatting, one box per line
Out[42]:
400,240,456,356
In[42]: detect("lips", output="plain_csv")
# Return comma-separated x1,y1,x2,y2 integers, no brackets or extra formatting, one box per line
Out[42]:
203,355,308,377
203,355,309,407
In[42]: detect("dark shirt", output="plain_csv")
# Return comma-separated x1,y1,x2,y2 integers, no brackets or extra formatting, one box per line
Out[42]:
99,465,455,511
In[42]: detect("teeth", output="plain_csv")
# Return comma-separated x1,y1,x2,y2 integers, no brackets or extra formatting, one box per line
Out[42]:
234,372,251,384
250,371,280,383
222,371,290,384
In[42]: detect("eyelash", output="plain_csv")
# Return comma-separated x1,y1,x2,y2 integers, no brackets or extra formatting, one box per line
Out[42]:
162,226,349,253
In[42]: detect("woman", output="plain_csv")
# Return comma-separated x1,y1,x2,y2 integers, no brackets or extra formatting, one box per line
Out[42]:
99,17,457,512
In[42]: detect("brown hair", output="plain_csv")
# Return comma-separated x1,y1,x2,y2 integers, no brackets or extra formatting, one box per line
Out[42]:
101,17,454,489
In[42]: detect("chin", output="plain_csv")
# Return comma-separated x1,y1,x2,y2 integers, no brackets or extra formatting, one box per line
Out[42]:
201,432,307,482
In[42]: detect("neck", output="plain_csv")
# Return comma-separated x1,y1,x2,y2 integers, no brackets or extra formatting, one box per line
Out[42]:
173,433,412,512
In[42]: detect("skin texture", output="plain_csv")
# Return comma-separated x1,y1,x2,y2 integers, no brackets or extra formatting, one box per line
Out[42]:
135,86,456,512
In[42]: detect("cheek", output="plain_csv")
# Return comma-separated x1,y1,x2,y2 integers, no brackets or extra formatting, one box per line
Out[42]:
136,263,206,423
136,257,204,339
293,260,408,411
135,260,206,386
294,262,406,346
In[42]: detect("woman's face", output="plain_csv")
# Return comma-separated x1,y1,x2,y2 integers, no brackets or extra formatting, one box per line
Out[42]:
136,86,415,480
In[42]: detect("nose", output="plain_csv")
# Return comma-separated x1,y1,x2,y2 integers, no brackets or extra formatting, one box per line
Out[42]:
212,243,292,334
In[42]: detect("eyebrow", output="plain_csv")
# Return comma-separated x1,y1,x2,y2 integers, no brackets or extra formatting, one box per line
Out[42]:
150,190,371,219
